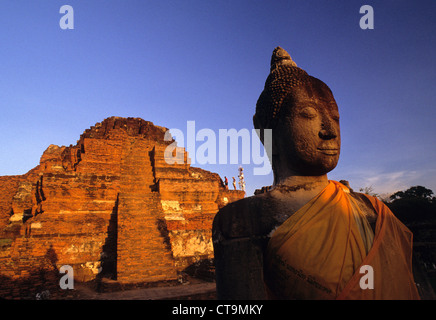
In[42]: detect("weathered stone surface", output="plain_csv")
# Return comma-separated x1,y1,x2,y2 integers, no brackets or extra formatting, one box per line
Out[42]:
0,116,244,298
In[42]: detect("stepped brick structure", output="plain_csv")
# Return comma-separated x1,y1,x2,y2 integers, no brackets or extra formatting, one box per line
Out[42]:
0,117,244,298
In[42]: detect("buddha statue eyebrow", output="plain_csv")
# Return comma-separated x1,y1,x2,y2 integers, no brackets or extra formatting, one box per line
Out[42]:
291,96,337,109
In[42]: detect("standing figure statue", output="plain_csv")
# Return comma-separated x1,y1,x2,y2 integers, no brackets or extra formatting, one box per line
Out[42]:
238,167,246,192
212,47,420,300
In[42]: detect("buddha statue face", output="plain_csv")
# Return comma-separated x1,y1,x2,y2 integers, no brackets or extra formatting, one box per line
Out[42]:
254,47,342,179
273,79,341,176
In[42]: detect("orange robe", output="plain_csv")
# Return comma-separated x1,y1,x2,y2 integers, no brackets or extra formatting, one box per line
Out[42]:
264,180,420,300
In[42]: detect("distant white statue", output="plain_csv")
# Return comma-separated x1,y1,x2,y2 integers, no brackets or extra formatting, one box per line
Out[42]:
238,167,245,192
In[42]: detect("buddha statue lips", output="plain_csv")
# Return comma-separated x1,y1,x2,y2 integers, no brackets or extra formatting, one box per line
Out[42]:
317,143,340,156
317,148,339,156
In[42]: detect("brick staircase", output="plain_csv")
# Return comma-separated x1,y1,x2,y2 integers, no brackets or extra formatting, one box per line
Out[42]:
116,138,177,283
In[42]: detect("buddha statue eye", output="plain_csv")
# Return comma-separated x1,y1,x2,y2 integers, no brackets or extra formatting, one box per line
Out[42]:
299,107,318,119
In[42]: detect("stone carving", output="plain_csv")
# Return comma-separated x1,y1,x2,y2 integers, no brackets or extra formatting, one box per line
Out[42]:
238,167,245,192
212,47,419,300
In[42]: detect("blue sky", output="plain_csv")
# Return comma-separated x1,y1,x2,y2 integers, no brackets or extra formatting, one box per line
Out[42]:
1,0,435,198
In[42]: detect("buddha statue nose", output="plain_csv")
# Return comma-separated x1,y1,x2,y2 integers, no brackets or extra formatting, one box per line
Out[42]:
319,117,337,140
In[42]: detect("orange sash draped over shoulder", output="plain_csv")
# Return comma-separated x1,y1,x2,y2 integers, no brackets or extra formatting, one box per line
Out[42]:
264,180,420,300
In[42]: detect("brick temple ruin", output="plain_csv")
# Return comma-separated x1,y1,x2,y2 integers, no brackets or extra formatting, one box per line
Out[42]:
0,117,244,298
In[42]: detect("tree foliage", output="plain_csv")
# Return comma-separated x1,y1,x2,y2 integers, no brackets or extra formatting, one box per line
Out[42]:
389,186,434,202
387,186,436,224
359,185,378,198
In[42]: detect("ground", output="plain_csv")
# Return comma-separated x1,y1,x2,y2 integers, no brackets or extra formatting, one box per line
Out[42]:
45,274,216,300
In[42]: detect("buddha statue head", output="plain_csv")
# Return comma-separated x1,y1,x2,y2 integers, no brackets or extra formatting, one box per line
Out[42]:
253,47,341,180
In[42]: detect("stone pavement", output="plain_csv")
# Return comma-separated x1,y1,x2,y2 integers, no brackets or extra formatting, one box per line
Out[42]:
71,281,217,300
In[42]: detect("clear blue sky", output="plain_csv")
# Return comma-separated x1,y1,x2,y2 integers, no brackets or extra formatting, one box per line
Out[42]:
1,0,435,198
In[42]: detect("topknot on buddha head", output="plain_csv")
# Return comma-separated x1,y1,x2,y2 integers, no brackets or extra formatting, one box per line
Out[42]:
254,47,333,130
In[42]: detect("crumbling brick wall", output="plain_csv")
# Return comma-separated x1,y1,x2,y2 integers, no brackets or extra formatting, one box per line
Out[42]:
0,117,245,298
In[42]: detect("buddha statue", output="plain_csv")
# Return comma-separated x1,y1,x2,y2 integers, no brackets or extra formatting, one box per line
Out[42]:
212,47,420,300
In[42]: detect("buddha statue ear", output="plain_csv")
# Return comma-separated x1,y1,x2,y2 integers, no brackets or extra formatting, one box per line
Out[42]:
253,114,262,138
253,113,267,149
253,114,279,159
